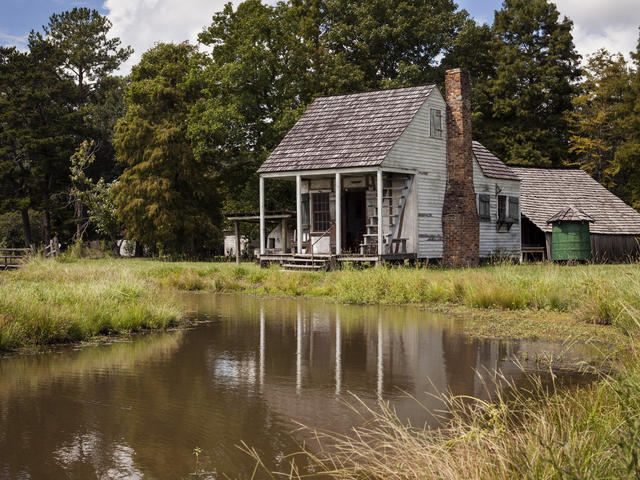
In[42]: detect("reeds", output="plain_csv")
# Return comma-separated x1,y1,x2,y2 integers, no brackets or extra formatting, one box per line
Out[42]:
245,351,640,479
0,257,182,350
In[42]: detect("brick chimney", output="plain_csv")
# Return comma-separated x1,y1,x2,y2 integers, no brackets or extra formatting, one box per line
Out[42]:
442,68,479,267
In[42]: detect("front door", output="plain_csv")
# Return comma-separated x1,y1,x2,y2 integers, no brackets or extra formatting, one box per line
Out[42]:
343,190,366,253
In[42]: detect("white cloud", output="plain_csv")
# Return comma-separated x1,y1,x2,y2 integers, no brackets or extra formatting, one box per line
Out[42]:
103,0,237,74
0,30,28,51
552,0,640,61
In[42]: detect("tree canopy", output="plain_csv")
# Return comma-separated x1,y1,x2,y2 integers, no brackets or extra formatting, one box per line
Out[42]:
2,1,640,253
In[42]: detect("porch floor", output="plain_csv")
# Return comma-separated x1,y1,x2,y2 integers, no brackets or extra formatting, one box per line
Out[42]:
259,252,417,268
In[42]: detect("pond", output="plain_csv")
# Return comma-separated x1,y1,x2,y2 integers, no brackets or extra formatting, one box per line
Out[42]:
0,294,599,479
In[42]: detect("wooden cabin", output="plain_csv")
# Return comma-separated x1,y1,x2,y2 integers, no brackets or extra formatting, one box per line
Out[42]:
256,69,521,269
514,168,640,262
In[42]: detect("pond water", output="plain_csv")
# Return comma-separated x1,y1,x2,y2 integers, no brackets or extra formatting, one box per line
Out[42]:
0,294,599,479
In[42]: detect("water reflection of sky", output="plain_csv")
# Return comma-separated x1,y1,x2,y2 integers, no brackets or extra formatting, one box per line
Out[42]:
0,293,598,479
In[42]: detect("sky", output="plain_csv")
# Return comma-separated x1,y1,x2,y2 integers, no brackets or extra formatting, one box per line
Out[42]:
1,0,639,74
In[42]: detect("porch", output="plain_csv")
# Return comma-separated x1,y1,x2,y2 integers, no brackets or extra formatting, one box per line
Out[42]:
258,168,417,268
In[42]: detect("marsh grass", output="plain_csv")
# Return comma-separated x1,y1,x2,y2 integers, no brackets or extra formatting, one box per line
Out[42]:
243,345,640,480
147,259,640,329
3,257,638,349
0,258,182,350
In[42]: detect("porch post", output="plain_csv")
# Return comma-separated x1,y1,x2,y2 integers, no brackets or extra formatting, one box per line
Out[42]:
234,220,241,264
377,169,383,256
335,172,342,255
259,176,265,256
296,175,302,254
281,217,288,253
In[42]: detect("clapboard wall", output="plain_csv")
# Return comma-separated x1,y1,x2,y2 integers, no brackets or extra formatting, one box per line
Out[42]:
473,159,521,258
383,89,448,258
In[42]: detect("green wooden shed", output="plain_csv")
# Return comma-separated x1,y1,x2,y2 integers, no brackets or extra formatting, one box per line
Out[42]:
547,206,595,261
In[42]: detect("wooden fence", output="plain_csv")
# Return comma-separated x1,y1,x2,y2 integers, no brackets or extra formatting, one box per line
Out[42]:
0,248,32,270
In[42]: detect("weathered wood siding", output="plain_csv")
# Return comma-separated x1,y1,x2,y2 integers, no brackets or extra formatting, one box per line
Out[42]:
382,89,447,258
473,158,521,258
591,234,640,262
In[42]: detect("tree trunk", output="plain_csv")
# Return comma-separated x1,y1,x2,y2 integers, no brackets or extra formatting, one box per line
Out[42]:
20,208,32,248
43,208,52,247
134,242,144,257
75,198,83,241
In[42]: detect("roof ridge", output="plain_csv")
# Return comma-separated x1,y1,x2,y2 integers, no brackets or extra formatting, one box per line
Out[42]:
313,84,435,100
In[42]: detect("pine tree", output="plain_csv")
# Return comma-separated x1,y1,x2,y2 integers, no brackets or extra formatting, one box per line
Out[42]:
475,0,581,167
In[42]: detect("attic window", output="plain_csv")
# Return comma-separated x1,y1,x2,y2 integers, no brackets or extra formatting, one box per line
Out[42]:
430,108,443,138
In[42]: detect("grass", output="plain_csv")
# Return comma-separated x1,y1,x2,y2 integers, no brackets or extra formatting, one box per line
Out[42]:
244,347,640,479
0,257,182,350
1,257,638,349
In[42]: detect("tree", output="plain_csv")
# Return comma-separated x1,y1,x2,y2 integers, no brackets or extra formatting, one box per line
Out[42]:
614,27,640,208
0,43,78,246
475,0,581,167
69,140,98,240
36,7,132,106
113,42,220,255
565,50,631,188
324,0,477,87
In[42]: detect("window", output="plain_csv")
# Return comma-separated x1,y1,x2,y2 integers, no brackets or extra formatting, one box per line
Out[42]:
509,196,519,222
430,108,443,138
498,195,507,221
312,192,330,232
478,194,491,221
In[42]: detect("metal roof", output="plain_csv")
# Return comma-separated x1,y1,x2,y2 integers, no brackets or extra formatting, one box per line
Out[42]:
512,167,640,235
257,85,436,173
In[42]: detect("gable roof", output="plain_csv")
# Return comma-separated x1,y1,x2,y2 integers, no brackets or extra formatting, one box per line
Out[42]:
258,85,435,173
472,141,519,181
547,206,595,224
512,167,640,235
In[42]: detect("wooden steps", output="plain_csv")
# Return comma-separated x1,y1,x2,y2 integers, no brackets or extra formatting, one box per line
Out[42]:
282,255,328,271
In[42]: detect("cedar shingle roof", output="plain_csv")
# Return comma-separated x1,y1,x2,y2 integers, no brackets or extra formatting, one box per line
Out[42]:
472,141,519,181
512,167,640,235
547,206,595,224
258,85,435,173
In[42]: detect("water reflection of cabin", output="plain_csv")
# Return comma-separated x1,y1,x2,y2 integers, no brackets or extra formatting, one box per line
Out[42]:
256,73,522,268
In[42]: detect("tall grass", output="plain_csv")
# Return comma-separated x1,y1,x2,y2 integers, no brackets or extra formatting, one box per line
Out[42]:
245,345,640,479
3,258,639,349
0,258,182,350
149,260,640,329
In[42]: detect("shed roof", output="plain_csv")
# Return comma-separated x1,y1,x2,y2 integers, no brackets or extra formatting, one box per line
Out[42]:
258,85,435,173
547,206,595,224
472,141,519,181
512,167,640,235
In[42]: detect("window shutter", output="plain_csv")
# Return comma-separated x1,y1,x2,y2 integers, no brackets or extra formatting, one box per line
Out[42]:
430,108,442,138
509,197,519,221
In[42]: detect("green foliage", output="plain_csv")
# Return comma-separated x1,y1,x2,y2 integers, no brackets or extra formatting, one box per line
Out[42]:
474,0,581,167
614,28,640,209
565,50,632,187
113,43,220,255
324,0,475,88
39,7,132,105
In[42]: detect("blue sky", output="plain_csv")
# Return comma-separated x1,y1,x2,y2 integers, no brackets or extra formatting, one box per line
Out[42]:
1,0,638,74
